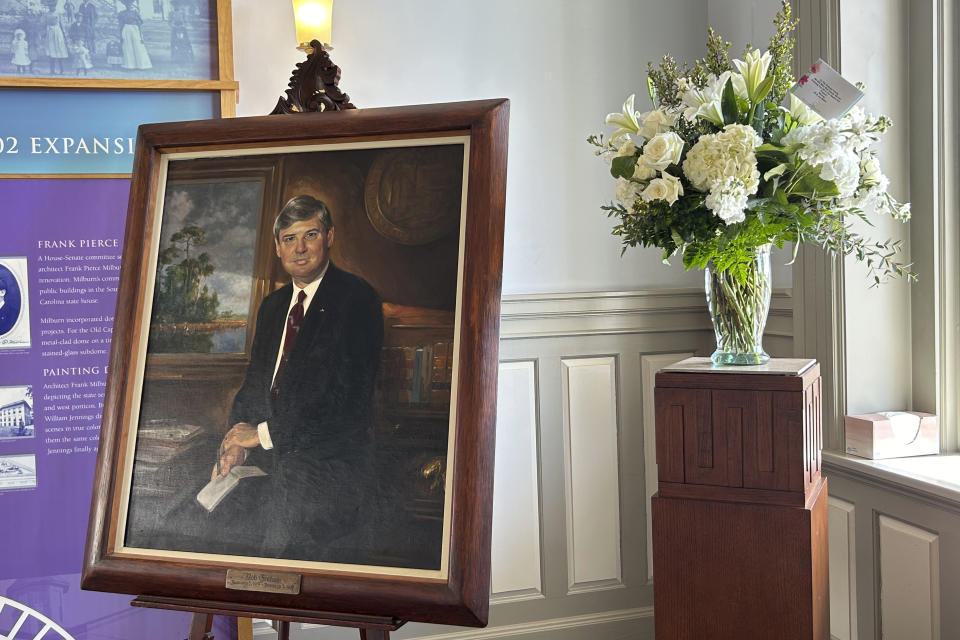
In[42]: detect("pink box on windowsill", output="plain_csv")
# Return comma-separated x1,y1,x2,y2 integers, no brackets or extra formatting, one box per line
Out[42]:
845,411,940,459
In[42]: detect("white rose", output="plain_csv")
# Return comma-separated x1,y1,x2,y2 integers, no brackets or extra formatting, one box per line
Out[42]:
616,138,637,157
641,170,684,205
633,161,657,181
642,132,684,170
705,176,749,224
637,109,677,139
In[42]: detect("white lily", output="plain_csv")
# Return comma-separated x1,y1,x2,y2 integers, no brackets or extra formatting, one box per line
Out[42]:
681,71,746,127
789,93,823,126
733,49,772,101
606,94,641,141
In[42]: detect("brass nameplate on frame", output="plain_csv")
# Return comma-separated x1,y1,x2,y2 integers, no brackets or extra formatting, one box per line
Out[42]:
225,569,302,594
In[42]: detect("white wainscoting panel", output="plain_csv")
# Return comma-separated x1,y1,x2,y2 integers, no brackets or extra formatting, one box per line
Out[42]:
560,356,622,592
640,351,694,583
490,361,543,600
878,515,940,640
828,496,856,640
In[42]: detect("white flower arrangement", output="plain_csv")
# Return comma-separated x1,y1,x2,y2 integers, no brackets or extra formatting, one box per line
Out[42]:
587,1,912,286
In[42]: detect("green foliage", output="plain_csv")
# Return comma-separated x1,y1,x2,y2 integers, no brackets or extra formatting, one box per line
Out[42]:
721,78,738,125
699,27,732,77
646,55,687,110
767,0,799,106
610,155,637,179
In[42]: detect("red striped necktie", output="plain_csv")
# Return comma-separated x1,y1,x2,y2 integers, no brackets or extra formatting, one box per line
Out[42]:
271,289,306,399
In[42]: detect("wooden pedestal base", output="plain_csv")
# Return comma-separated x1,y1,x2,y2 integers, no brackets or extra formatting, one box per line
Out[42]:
651,478,829,639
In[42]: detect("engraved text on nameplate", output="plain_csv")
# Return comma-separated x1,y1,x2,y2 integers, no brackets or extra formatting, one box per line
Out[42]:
225,569,302,594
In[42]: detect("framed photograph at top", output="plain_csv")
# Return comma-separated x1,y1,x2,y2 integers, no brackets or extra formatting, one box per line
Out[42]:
82,99,509,627
0,0,233,88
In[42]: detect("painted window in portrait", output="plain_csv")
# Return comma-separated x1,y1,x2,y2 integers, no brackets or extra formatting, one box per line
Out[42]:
0,0,220,82
0,256,31,350
147,178,266,355
0,385,34,440
121,139,467,577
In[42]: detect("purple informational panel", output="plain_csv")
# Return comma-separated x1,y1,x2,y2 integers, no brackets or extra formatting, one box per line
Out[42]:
0,179,236,639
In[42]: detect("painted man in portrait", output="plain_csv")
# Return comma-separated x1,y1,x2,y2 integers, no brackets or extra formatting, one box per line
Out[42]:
208,194,384,560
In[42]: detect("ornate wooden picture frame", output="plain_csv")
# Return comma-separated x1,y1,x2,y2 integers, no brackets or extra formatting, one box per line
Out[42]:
82,99,509,627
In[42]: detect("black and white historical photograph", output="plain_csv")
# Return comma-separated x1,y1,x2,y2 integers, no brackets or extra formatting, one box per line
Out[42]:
0,0,218,80
121,139,467,574
0,257,30,350
0,385,34,440
0,454,37,490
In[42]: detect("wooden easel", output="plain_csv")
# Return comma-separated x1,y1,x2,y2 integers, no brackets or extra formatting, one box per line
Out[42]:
132,595,404,640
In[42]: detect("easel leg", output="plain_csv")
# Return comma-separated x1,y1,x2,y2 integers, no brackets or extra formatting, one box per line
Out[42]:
359,629,389,640
237,617,253,640
186,613,214,640
277,620,291,640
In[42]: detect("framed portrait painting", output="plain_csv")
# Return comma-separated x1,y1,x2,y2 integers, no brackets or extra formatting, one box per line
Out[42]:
82,99,509,627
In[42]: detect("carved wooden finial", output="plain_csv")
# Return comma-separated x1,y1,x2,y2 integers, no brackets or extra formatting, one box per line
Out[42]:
271,40,356,114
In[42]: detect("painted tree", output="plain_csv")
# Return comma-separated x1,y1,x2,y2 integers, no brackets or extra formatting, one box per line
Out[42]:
153,224,220,323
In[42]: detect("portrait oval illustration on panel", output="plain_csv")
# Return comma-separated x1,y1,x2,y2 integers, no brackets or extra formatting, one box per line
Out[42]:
0,264,23,337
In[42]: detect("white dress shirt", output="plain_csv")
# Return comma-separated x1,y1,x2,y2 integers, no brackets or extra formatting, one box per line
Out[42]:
257,263,328,450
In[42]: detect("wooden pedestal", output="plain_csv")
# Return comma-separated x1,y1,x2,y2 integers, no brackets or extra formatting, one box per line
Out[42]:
651,358,829,639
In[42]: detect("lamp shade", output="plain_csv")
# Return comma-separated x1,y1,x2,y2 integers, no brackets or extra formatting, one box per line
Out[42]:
292,0,333,46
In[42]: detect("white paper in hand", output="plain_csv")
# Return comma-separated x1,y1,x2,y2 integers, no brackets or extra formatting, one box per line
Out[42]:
197,465,267,512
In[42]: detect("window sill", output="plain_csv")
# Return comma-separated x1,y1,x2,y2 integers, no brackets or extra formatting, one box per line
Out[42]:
822,451,960,511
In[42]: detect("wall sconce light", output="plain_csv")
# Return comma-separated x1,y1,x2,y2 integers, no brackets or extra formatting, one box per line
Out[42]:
273,0,353,113
292,0,334,52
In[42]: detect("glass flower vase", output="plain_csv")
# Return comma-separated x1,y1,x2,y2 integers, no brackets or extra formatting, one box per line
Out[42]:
704,244,772,365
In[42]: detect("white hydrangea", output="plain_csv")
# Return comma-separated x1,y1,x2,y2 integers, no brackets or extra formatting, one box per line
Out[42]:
818,151,860,198
782,112,884,199
837,154,891,212
682,124,761,193
782,119,846,167
615,177,644,210
704,177,749,224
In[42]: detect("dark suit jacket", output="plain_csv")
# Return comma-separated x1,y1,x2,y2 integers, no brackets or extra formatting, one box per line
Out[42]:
223,263,383,558
230,262,383,463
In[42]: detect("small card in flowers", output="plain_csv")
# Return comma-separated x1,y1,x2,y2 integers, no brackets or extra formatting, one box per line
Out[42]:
791,59,863,120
